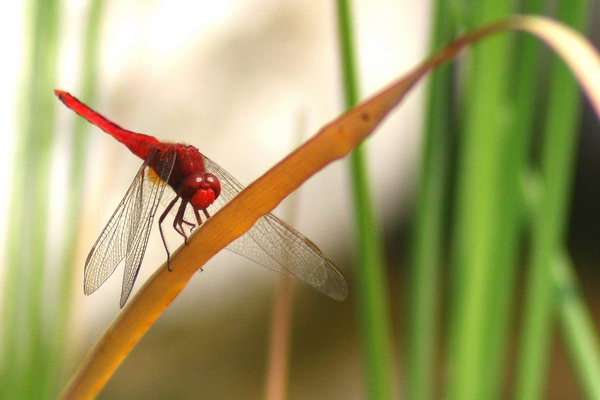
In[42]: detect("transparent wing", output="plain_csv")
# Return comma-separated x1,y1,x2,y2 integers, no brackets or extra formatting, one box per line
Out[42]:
202,155,348,301
84,150,176,307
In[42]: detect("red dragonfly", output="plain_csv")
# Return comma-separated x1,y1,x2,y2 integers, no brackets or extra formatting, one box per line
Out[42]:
55,90,347,307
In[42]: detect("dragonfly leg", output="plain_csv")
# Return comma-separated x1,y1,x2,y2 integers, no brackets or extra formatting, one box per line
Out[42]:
192,210,204,275
193,207,203,227
181,218,196,233
159,196,180,271
173,201,190,244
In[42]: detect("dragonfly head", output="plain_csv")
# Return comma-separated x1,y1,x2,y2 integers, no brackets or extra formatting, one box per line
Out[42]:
182,172,221,210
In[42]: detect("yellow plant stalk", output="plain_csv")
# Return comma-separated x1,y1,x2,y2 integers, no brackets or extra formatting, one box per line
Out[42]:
60,15,600,399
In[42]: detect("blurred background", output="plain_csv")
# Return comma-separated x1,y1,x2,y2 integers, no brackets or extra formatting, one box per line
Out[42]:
2,0,600,399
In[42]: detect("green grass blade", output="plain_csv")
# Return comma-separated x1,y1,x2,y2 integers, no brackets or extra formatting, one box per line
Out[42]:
405,1,455,399
477,1,547,399
1,0,61,398
335,1,394,399
554,252,600,399
514,2,591,399
444,1,515,399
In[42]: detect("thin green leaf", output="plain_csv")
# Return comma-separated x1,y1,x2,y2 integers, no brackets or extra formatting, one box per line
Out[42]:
335,1,394,399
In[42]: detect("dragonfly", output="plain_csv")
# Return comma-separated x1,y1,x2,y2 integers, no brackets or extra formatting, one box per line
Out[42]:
55,90,348,307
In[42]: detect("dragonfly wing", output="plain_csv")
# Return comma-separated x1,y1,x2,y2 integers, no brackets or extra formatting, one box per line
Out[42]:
202,155,348,301
119,150,176,307
83,149,176,307
84,162,148,295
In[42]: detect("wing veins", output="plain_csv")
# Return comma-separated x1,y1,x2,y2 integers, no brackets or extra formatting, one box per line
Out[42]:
119,150,176,307
84,161,149,295
202,155,347,300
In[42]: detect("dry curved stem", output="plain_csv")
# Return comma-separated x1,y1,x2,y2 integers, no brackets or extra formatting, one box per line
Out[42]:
264,274,295,400
60,15,600,399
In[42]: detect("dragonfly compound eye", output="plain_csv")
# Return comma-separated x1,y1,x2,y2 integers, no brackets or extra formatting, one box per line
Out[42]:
204,173,221,198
